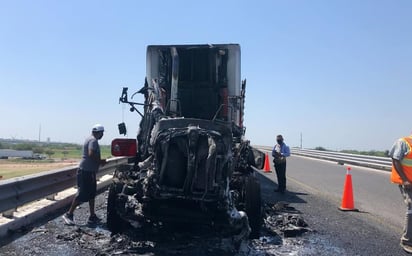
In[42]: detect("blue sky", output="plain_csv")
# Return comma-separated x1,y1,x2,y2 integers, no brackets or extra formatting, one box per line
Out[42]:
0,1,411,150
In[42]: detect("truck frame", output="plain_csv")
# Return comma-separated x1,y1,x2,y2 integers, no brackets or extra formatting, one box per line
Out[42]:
107,44,265,240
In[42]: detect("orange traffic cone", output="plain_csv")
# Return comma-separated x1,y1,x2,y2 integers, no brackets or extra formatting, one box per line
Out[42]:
339,166,358,211
263,153,271,173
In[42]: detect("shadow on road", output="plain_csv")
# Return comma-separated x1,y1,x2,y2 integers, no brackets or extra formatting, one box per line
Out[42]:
256,171,308,205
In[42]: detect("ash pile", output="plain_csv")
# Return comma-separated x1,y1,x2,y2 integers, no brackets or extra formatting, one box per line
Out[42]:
243,202,312,256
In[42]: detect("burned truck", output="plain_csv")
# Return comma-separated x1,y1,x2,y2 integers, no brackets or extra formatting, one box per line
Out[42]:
107,44,265,239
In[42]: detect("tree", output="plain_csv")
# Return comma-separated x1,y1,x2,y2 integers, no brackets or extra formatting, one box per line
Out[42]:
14,143,34,151
62,150,69,159
33,147,44,154
45,150,55,159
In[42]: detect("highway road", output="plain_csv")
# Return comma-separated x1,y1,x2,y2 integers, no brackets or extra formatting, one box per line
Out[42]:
0,154,409,255
283,154,403,230
259,153,407,255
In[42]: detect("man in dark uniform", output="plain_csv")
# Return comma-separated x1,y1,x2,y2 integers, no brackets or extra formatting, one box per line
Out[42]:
272,135,290,194
63,124,106,225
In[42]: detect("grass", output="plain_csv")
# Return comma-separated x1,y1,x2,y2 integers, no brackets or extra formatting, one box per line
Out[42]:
0,146,113,180
51,146,112,160
0,160,78,180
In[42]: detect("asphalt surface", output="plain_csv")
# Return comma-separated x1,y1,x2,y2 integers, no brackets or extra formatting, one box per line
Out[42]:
0,155,409,255
259,154,407,255
282,154,404,230
0,181,313,256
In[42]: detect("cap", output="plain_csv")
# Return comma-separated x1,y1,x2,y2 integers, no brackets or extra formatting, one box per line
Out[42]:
92,124,104,132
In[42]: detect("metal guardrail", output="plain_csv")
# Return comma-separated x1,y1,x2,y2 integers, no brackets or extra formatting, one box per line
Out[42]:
291,148,392,170
0,157,128,216
1,147,391,214
0,147,392,221
0,146,392,239
257,146,392,171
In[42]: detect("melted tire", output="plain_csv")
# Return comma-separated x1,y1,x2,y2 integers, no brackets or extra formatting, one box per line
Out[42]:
245,176,262,238
106,183,125,233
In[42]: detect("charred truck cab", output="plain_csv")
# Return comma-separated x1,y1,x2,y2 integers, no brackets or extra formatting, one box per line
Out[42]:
108,44,265,240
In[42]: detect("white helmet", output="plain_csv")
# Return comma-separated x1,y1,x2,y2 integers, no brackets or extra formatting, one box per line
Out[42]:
92,124,104,132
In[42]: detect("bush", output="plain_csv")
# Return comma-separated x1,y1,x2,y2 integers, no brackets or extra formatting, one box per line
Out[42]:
340,149,388,157
14,143,35,151
45,150,55,159
33,147,44,154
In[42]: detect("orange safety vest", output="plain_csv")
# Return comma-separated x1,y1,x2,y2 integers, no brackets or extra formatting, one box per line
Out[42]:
391,136,412,184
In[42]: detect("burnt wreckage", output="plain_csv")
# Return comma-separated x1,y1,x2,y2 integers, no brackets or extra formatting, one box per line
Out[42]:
108,44,265,240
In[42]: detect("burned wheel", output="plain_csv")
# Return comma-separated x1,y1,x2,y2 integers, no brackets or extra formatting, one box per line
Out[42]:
106,182,125,233
245,176,262,238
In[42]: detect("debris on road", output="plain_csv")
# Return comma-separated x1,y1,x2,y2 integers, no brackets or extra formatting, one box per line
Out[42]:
52,199,313,256
1,189,352,256
263,202,311,238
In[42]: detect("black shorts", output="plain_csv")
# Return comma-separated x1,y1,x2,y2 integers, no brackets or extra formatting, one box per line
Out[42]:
75,169,97,202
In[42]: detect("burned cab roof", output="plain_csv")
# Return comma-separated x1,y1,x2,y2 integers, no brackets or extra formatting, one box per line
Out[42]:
146,44,240,50
146,44,242,124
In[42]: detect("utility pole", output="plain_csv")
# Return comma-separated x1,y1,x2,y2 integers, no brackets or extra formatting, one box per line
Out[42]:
300,132,302,149
39,124,41,142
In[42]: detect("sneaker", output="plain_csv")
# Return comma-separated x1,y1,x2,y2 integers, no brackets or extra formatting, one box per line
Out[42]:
87,214,101,225
401,243,412,253
63,213,75,226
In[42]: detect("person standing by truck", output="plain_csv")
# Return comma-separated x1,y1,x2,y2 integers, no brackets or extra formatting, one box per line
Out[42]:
63,124,106,225
272,135,290,194
389,133,412,253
